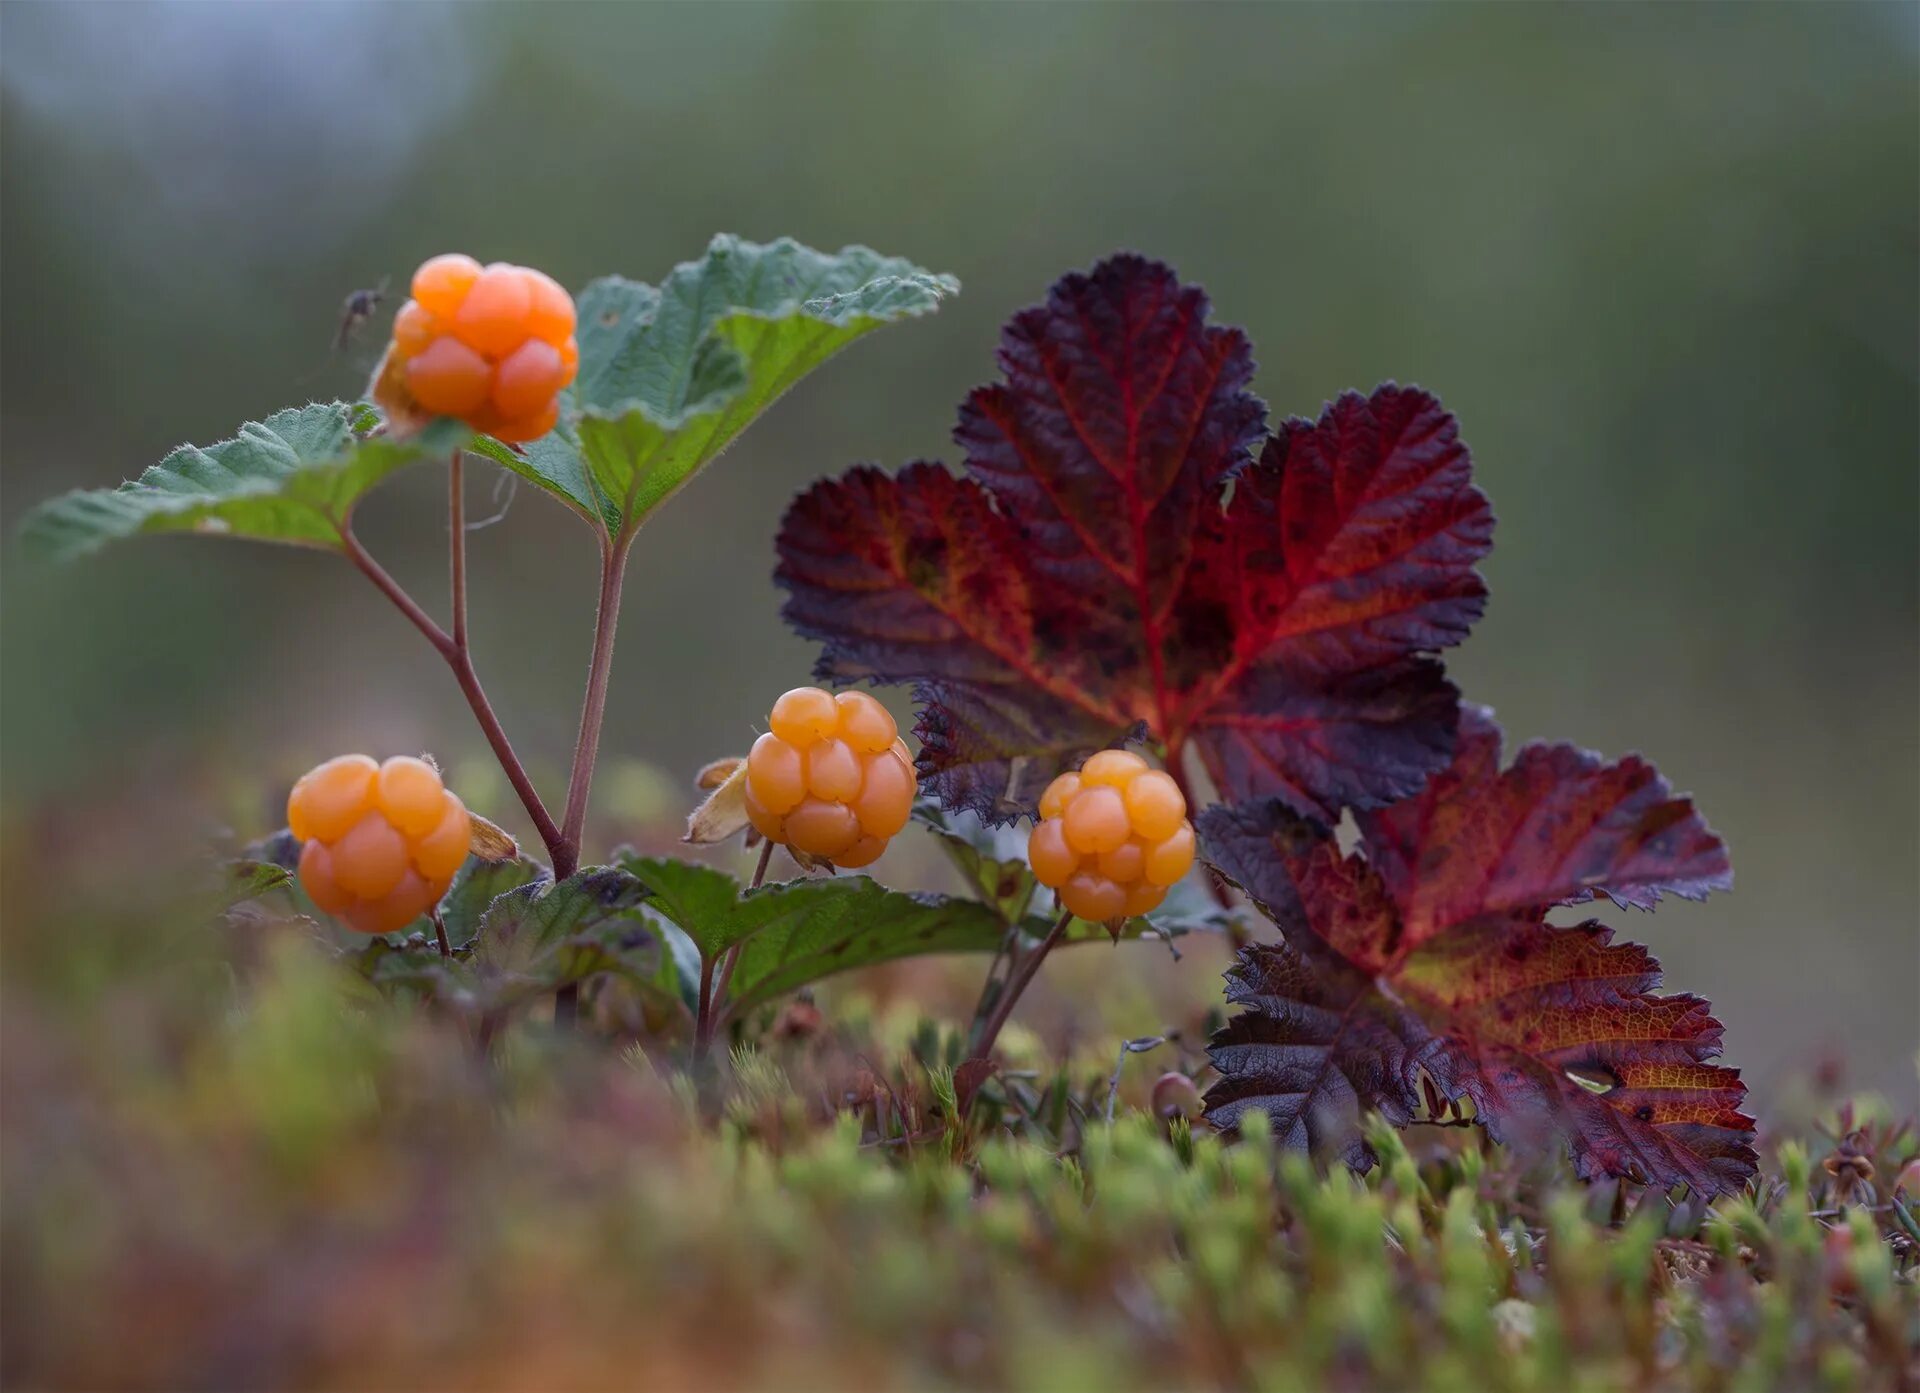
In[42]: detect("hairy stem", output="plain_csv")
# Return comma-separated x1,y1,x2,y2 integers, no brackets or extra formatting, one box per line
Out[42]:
968,908,1074,1067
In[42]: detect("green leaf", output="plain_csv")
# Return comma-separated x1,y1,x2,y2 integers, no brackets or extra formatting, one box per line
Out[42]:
914,801,1040,926
19,403,469,562
483,236,957,534
470,867,657,1008
342,935,470,1004
618,854,1190,1018
722,878,1018,1019
438,855,550,948
223,858,295,909
614,856,759,962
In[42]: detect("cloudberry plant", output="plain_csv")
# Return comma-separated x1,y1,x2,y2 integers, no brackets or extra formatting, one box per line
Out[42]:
1028,750,1196,923
743,687,915,867
19,234,965,1041
290,755,471,936
377,254,579,443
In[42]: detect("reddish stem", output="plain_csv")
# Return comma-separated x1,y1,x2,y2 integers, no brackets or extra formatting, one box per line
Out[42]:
339,493,564,861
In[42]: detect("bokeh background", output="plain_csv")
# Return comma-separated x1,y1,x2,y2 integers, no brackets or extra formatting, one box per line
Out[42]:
3,1,1915,1099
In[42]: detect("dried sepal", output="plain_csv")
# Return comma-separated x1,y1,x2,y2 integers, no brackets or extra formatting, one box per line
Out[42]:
684,760,752,845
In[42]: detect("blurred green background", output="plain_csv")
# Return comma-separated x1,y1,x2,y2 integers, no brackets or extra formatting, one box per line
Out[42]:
2,2,1914,1097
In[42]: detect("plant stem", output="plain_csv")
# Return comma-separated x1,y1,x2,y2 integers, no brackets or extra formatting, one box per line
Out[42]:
432,909,452,959
968,908,1074,1065
340,499,564,860
964,923,1023,1053
555,531,632,879
448,454,469,653
696,840,776,1060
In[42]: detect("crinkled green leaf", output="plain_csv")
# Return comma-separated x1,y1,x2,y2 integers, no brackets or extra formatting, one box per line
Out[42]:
342,934,471,1004
470,867,657,1008
19,403,469,562
617,854,1175,1019
438,854,550,948
486,236,957,534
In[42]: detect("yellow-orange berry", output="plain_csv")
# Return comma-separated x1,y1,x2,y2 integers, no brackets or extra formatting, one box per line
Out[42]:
1027,818,1077,888
743,687,919,868
1080,749,1148,787
524,268,577,345
1025,751,1195,922
490,338,568,420
405,336,491,415
297,839,353,915
748,732,806,814
834,690,897,753
1062,785,1130,855
805,739,864,803
1097,838,1146,883
413,791,472,882
1059,871,1126,923
833,835,887,870
852,749,914,838
453,264,535,359
331,812,409,899
483,397,560,445
784,798,860,858
1123,770,1186,841
379,254,575,445
376,756,445,837
770,686,840,746
391,300,443,356
1143,825,1196,887
411,253,482,320
1038,772,1081,821
742,780,785,842
288,754,378,844
290,756,473,935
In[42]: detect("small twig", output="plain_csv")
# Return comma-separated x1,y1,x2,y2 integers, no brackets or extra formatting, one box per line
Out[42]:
432,909,452,959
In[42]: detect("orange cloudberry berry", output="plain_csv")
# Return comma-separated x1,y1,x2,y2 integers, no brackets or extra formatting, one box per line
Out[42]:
289,754,472,935
743,688,916,867
1028,752,1195,923
376,254,579,445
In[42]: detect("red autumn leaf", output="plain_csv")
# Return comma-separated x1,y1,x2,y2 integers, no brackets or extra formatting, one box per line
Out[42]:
776,254,1493,824
1198,707,1754,1196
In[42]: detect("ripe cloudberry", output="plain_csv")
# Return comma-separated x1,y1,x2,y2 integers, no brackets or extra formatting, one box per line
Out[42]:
381,254,579,444
289,754,472,934
1028,750,1195,922
742,688,916,867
